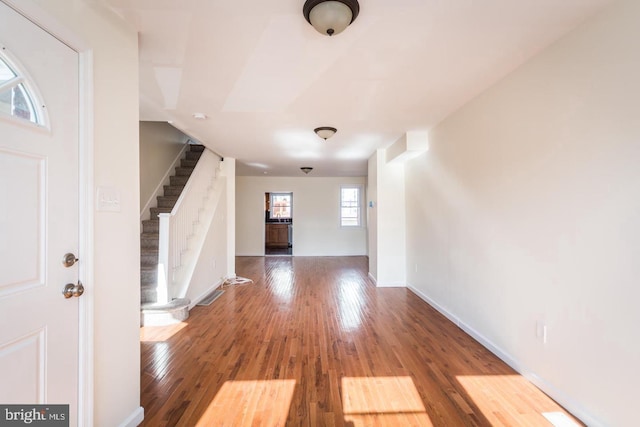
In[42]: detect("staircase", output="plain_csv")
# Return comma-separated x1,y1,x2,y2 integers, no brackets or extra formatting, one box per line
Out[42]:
140,144,205,324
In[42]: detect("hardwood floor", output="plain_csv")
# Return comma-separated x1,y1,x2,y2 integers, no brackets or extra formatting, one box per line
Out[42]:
140,256,580,426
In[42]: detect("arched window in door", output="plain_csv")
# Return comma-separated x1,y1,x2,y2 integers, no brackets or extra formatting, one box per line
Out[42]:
0,46,47,126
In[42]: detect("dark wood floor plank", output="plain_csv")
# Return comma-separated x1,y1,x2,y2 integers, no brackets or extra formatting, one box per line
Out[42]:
140,256,580,426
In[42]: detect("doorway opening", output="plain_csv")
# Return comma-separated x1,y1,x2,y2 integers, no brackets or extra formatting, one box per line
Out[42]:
265,192,293,256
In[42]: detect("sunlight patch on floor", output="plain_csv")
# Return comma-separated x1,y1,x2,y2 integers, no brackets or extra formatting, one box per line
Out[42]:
457,375,581,425
140,321,188,342
197,379,296,427
543,411,581,427
342,376,433,426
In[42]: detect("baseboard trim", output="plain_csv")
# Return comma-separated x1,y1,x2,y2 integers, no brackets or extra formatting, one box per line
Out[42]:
406,284,604,427
189,280,224,309
118,406,144,427
367,272,377,285
367,272,406,288
375,282,407,288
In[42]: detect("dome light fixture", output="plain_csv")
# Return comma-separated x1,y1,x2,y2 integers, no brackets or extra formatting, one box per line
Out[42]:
303,0,360,37
300,167,314,174
314,126,337,140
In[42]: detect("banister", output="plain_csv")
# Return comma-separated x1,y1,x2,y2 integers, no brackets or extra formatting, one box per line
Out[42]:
156,148,222,305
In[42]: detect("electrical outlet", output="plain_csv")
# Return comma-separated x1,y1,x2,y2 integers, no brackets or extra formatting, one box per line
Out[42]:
415,264,418,273
536,321,548,344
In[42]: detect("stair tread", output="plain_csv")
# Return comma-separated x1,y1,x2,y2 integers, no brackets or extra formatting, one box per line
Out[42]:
150,207,172,215
170,177,189,183
156,195,179,208
163,186,185,196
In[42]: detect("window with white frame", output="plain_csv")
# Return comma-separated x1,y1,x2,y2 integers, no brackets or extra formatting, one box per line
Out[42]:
340,185,362,227
270,193,292,219
0,49,46,125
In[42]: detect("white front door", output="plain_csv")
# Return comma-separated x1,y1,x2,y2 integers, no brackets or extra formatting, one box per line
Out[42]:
0,2,80,424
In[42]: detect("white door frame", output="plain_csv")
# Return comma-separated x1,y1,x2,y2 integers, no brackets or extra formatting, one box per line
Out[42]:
1,1,95,425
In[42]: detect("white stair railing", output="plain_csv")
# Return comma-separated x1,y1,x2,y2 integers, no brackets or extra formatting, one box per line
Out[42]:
157,149,222,304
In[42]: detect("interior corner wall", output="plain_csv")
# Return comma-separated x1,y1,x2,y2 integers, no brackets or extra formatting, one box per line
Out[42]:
28,1,142,426
405,0,640,425
367,149,406,287
236,176,367,257
139,121,189,211
366,155,378,282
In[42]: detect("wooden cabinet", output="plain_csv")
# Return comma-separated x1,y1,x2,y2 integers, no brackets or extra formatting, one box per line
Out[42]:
266,223,289,248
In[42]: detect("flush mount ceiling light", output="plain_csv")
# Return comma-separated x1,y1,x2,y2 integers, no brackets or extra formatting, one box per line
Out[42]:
314,126,337,140
303,0,360,37
192,112,207,120
300,167,314,174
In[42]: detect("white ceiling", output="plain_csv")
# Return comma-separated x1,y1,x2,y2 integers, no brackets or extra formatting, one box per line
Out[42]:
104,0,613,177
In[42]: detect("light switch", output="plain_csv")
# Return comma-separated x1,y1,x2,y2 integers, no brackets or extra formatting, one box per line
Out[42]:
97,186,121,212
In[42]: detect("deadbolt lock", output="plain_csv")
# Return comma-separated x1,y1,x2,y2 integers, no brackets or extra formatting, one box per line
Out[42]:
62,253,79,268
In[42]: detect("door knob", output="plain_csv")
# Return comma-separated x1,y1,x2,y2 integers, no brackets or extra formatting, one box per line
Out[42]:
63,281,84,299
62,253,79,268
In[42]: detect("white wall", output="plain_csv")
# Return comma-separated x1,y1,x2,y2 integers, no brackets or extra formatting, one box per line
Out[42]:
224,159,236,276
405,0,640,425
186,184,228,304
367,158,378,282
236,176,367,256
367,149,406,287
186,158,236,304
139,121,189,211
25,1,142,426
